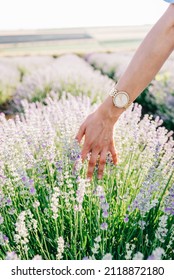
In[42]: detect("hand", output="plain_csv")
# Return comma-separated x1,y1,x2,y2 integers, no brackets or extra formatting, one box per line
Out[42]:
75,99,119,180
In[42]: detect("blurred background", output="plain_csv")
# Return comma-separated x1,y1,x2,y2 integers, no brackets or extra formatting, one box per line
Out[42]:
0,0,169,55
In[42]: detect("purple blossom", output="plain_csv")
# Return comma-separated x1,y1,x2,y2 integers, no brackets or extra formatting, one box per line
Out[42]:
30,187,36,195
3,235,9,243
124,216,129,223
100,222,108,230
147,255,155,260
22,176,27,182
164,184,174,215
6,198,12,206
94,185,110,221
82,257,89,260
29,179,34,186
99,195,105,203
102,211,109,218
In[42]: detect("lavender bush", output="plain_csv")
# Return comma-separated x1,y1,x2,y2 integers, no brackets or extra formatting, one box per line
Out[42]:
147,74,174,129
85,52,133,79
0,62,20,106
0,93,173,260
0,56,54,112
13,54,113,108
0,56,54,80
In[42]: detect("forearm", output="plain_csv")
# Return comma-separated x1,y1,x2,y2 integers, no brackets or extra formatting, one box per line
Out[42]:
100,4,174,123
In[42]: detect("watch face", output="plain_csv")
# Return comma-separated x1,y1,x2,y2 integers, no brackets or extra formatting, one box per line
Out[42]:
113,92,129,108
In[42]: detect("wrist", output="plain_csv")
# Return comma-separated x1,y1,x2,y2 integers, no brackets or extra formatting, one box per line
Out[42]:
98,96,125,124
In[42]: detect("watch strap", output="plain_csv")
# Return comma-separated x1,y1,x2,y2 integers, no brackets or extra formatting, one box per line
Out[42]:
109,86,118,97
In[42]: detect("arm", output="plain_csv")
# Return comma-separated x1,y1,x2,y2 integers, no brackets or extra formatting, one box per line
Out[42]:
76,4,174,180
100,4,174,123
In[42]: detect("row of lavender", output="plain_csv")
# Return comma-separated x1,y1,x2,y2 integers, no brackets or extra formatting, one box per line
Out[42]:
86,52,174,131
0,56,53,106
0,54,174,260
0,54,113,113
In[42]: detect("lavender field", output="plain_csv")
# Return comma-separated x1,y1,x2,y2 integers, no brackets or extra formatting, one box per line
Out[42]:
0,54,174,260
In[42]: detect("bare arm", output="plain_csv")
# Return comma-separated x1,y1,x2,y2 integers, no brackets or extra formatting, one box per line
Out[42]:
76,4,174,180
100,4,174,122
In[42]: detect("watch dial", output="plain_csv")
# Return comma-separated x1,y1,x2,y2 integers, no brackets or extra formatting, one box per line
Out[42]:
114,92,129,108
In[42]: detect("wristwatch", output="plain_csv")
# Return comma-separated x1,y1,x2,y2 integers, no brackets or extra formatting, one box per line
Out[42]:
109,85,132,109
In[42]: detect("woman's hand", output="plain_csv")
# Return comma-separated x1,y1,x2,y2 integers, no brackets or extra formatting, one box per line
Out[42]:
75,97,121,180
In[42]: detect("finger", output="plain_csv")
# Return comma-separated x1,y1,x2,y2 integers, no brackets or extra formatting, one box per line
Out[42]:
87,150,100,180
110,144,118,165
81,135,92,162
81,145,90,163
75,124,85,143
98,149,107,179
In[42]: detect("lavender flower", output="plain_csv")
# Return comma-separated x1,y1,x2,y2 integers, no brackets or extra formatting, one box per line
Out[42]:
32,255,42,260
155,215,168,243
30,187,36,195
102,211,109,218
132,252,144,260
74,178,90,211
164,184,174,215
5,251,20,260
50,187,61,219
102,253,112,260
124,215,129,223
100,222,108,230
147,248,165,260
56,237,65,260
82,256,89,260
14,211,29,249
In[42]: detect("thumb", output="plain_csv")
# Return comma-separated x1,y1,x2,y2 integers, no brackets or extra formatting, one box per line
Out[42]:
75,124,86,143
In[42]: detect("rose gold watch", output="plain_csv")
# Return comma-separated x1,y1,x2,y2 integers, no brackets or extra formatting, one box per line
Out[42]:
109,86,132,109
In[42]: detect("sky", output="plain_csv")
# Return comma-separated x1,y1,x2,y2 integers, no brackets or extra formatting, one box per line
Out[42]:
0,0,170,30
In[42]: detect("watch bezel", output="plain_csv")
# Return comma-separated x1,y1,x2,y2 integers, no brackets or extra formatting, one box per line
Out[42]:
113,91,130,108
